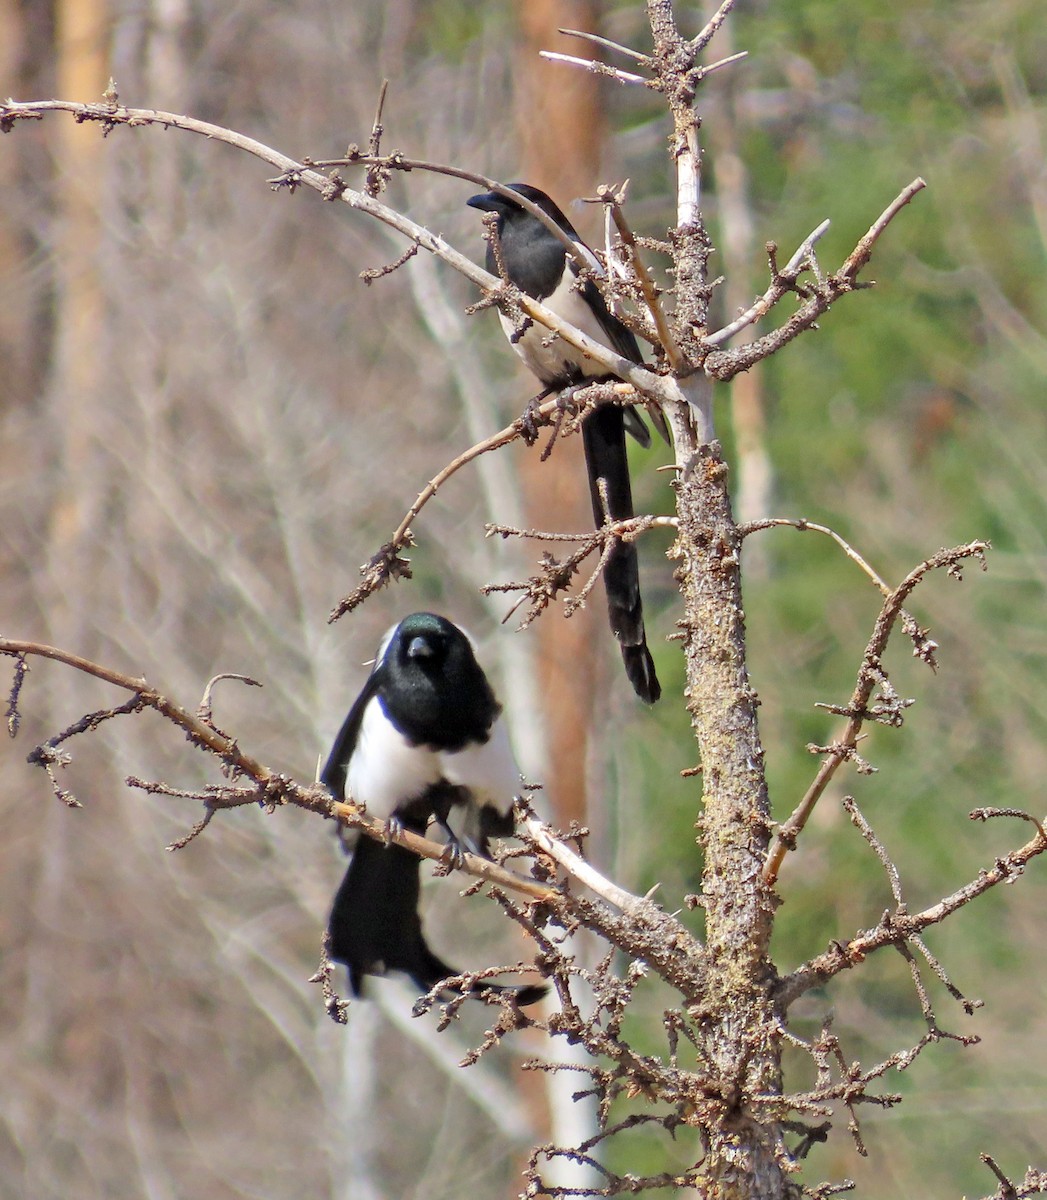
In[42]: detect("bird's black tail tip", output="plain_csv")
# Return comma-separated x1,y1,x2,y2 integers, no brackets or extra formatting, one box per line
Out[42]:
505,981,548,1007
623,643,661,704
413,947,547,1007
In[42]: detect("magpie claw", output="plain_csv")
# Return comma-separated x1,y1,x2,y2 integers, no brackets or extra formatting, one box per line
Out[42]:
520,387,554,445
440,839,466,870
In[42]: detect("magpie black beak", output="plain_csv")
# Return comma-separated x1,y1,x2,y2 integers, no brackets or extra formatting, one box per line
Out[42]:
466,191,499,213
406,636,434,660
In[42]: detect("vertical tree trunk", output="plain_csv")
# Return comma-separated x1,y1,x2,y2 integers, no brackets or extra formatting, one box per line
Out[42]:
671,443,791,1199
649,0,792,1191
513,6,610,1195
704,11,774,560
47,0,109,645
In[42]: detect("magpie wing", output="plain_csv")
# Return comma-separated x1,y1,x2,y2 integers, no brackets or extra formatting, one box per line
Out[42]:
320,667,383,802
568,252,671,447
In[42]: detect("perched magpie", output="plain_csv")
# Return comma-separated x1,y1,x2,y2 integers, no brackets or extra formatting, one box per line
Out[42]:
322,612,545,1005
467,183,665,704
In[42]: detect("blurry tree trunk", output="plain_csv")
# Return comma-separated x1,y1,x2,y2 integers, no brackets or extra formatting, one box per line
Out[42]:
513,5,609,1195
514,0,608,831
18,0,109,1130
47,0,109,646
0,0,30,416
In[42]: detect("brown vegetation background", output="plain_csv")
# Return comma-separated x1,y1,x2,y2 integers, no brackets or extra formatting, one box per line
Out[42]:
1,1,1044,1197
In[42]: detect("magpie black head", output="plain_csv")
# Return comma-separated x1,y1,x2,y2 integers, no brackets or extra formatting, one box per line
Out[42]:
378,612,501,751
467,183,581,241
468,184,585,305
386,611,458,673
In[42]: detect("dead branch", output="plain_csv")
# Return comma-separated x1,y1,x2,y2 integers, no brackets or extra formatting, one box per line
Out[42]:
0,637,554,902
703,220,833,349
764,541,989,884
599,184,686,373
977,1157,1047,1200
328,385,657,623
0,99,674,405
692,0,737,54
539,52,649,87
776,811,1047,1008
843,797,983,1022
0,93,927,472
741,516,895,596
558,27,650,64
482,508,672,631
703,179,927,378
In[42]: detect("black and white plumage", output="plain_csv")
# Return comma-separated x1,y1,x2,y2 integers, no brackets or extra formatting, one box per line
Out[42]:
322,612,544,1005
467,183,664,704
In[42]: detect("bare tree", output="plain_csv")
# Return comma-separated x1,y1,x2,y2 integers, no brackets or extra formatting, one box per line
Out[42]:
2,2,1046,1199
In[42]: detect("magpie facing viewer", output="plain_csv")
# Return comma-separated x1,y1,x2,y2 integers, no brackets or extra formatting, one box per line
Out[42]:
467,183,666,704
322,612,545,1005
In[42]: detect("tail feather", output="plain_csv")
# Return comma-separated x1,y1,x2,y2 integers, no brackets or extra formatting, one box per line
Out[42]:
581,406,661,704
328,837,430,995
328,837,545,1005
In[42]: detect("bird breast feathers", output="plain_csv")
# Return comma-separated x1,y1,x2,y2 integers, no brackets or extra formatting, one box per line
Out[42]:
501,264,614,384
346,694,519,820
440,719,520,817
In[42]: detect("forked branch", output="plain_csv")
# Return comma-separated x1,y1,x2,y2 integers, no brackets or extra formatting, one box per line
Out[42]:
764,541,989,884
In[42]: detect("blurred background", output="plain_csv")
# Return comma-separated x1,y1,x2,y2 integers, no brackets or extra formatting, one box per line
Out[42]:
1,0,1044,1197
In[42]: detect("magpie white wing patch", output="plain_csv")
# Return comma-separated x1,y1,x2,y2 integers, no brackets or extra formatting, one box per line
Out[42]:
345,694,442,820
501,265,614,385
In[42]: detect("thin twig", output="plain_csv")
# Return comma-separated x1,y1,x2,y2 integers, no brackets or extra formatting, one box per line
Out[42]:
703,219,832,348
972,805,1047,843
363,78,390,196
0,636,272,780
704,181,926,379
838,177,927,283
701,50,749,78
764,541,989,884
777,818,1047,1007
557,27,650,63
602,186,687,373
487,515,677,542
843,798,903,905
522,817,646,912
740,517,891,593
691,0,737,54
539,52,648,86
198,672,262,726
981,1155,1019,1200
6,653,28,737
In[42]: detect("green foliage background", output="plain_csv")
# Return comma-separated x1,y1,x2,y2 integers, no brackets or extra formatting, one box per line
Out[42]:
602,1,1047,1192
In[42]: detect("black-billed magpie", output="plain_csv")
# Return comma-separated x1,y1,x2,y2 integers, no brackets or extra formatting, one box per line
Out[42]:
322,612,545,1005
467,183,664,704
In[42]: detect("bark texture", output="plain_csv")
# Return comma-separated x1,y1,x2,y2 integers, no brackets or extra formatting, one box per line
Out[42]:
671,442,791,1200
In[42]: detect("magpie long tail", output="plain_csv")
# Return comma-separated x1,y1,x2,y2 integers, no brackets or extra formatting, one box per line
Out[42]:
328,837,545,1006
581,404,661,704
